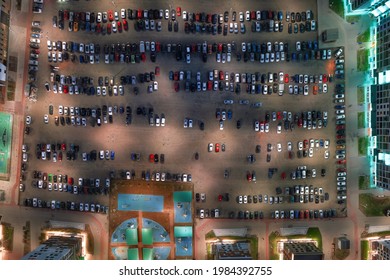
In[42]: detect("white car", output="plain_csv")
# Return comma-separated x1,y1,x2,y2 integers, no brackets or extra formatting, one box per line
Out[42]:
324,150,329,159
324,139,330,148
277,143,282,152
309,148,314,157
323,83,328,93
155,115,160,126
241,42,246,52
298,141,303,151
243,195,248,203
26,115,32,125
208,143,213,152
254,121,260,132
200,209,204,219
310,139,315,148
219,120,224,130
161,114,166,126
287,142,292,151
43,114,49,124
296,41,301,51
245,11,250,21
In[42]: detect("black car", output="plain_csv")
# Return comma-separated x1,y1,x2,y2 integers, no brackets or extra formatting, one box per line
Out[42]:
154,154,159,163
160,154,164,163
195,193,200,202
236,120,241,129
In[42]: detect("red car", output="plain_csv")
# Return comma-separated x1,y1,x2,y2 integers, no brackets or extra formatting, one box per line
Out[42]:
149,154,154,163
277,111,282,120
284,74,289,83
141,53,146,62
206,14,211,23
191,44,196,53
108,10,114,21
322,75,328,83
304,210,309,219
137,9,142,19
336,125,345,130
123,19,128,31
337,168,346,172
207,81,212,90
247,171,252,182
219,71,224,80
251,11,256,20
156,42,161,52
174,82,179,92
338,160,346,164
218,194,223,201
303,139,309,149
155,66,160,76
96,23,102,33
68,177,74,185
217,43,223,52
117,21,122,32
64,10,69,20
61,143,66,150
107,22,111,34
58,151,62,161
63,85,69,94
176,7,181,16
337,135,345,139
313,85,318,95
215,143,220,152
174,71,179,81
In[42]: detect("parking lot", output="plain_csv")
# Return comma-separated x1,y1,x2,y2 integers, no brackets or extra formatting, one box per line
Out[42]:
20,0,348,257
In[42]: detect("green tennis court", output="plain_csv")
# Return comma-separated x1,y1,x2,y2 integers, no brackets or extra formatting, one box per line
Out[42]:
0,112,12,180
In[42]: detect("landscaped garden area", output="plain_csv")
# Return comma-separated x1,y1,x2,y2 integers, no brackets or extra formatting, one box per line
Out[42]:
358,137,368,156
359,193,390,216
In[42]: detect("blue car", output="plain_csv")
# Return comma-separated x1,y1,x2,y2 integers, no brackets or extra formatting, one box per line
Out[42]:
227,110,232,120
110,151,115,160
